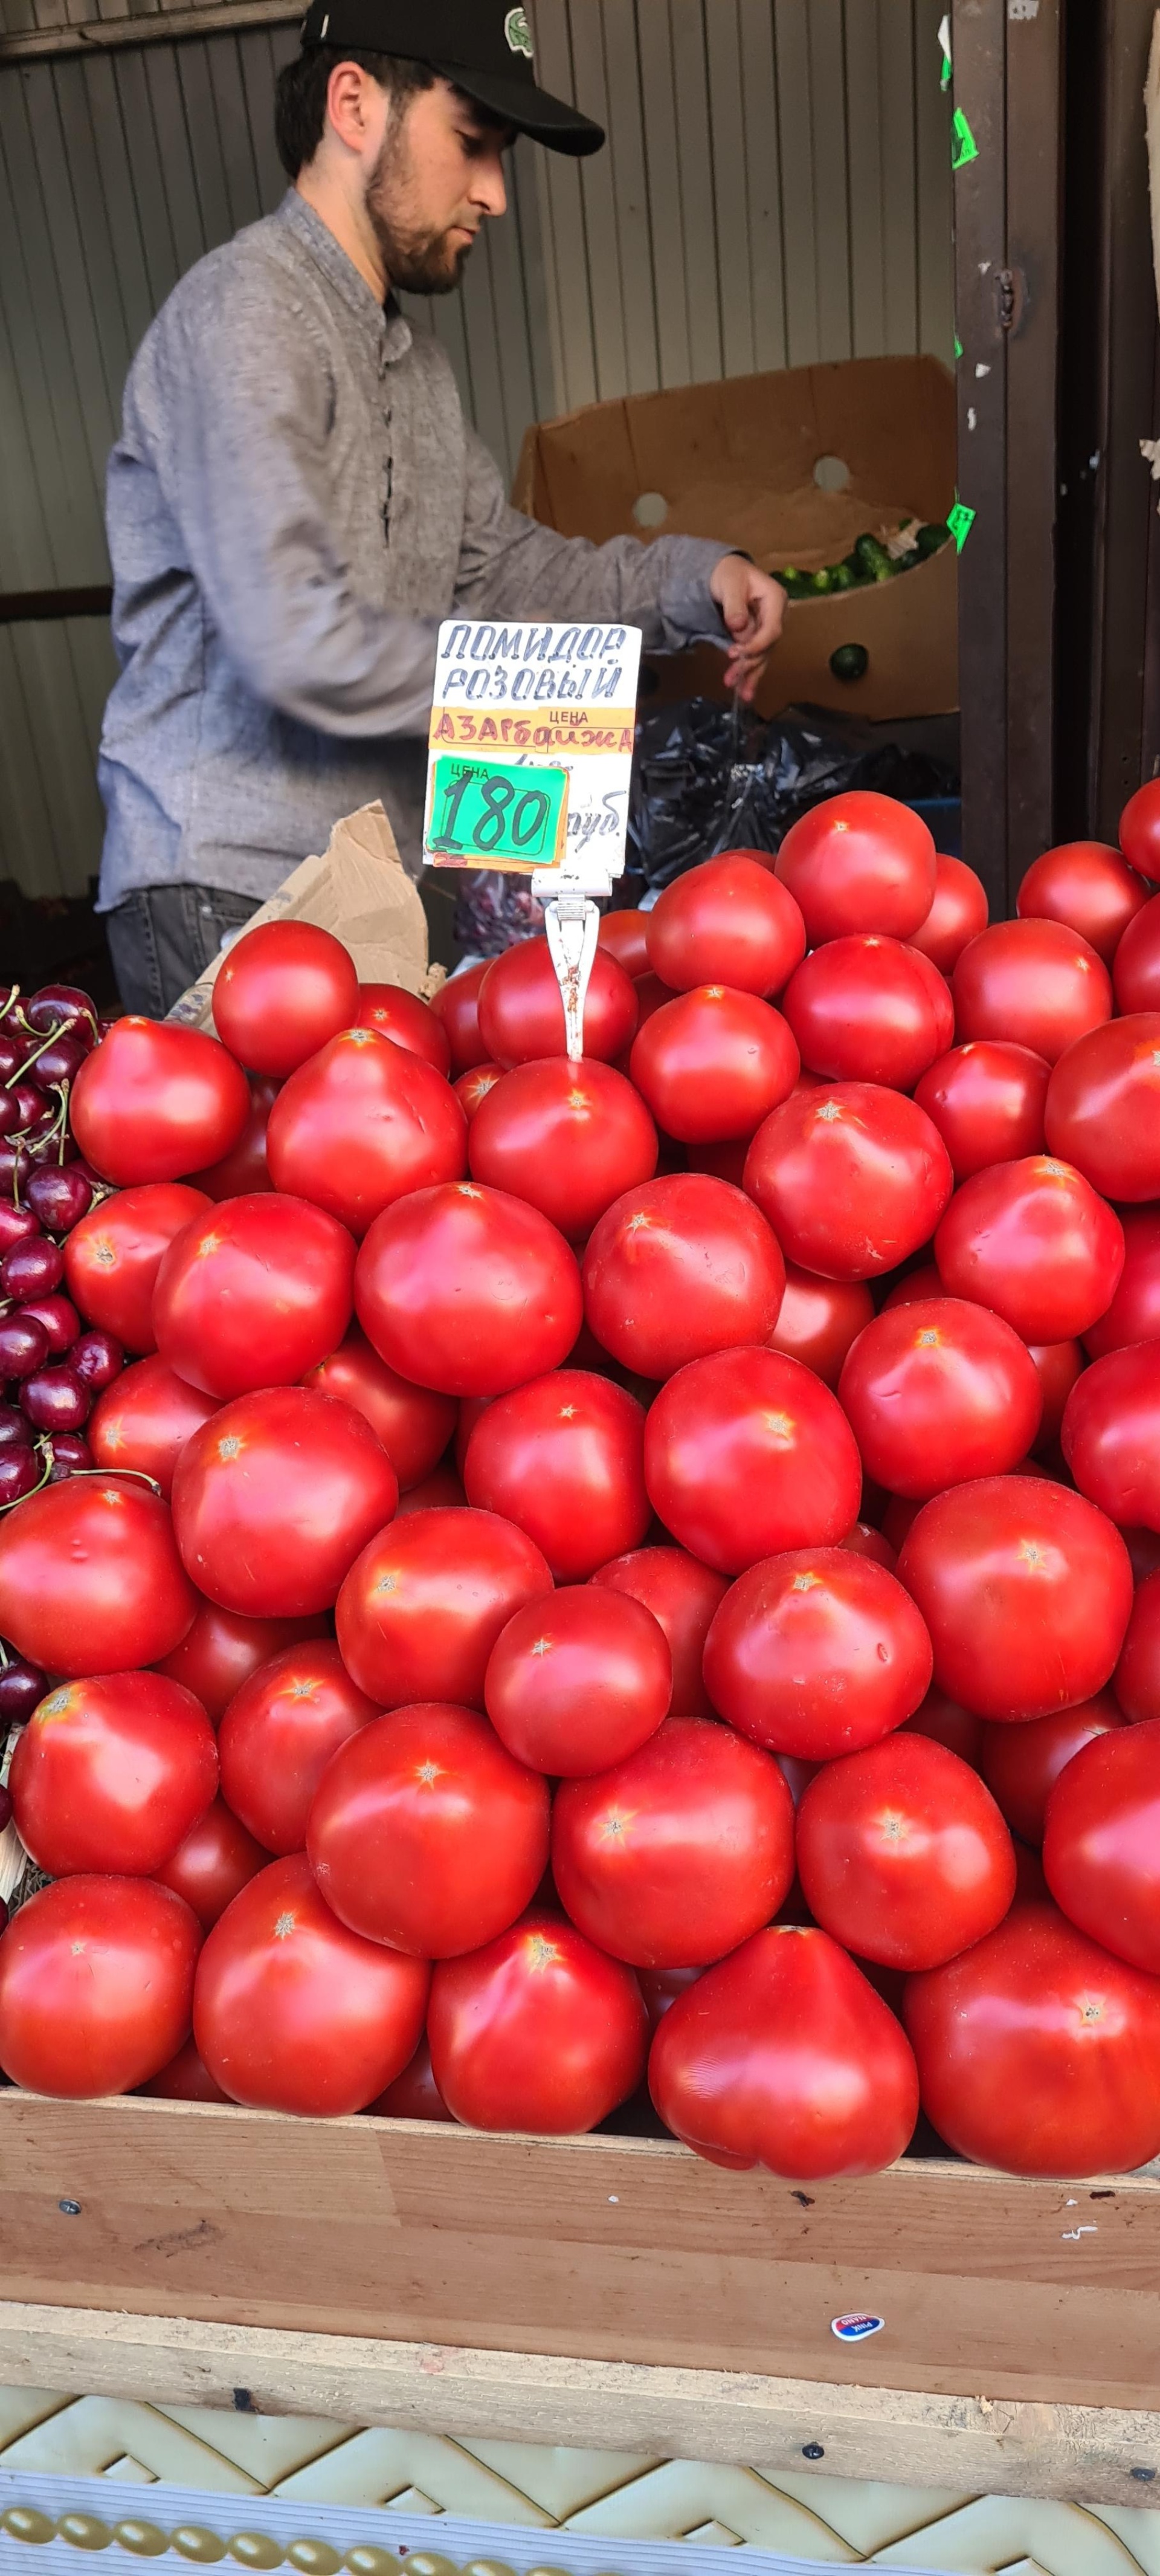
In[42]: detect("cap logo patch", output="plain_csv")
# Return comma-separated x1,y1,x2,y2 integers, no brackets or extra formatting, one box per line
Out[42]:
504,5,533,57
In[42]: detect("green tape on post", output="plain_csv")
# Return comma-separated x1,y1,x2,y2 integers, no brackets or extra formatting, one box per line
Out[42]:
954,332,964,360
947,502,976,553
952,108,979,170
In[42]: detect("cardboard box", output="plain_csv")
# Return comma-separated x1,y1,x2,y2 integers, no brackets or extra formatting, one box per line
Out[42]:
513,354,958,723
167,801,440,1029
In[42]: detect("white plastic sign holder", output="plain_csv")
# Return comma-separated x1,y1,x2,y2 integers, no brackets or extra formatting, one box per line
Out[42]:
424,618,642,1057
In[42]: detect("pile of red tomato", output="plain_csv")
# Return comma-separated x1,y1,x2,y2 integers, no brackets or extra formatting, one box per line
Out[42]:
5,789,1160,2185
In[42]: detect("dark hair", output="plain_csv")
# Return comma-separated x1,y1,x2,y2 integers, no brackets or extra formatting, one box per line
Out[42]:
274,47,435,179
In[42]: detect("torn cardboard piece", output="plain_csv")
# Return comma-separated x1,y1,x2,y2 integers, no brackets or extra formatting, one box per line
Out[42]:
167,801,440,1029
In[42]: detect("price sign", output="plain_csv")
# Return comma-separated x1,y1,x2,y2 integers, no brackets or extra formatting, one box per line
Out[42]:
426,752,568,869
424,617,642,893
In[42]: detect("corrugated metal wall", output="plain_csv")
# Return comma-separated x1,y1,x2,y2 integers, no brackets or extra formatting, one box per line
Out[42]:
0,0,953,904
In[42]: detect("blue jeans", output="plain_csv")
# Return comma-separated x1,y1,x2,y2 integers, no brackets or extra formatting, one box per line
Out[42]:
105,884,261,1017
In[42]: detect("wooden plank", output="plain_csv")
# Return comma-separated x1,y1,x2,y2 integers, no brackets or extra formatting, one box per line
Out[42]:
3,2300,1160,2510
0,0,297,54
5,2098,1160,2410
511,132,558,428
772,0,820,365
805,0,852,361
914,0,954,361
79,52,158,352
11,622,107,887
670,0,721,384
567,0,627,400
1003,0,1062,890
205,30,263,233
634,0,691,389
703,0,755,378
843,0,885,358
110,44,181,310
599,0,659,396
0,628,63,894
235,29,286,214
526,0,596,410
0,586,111,618
0,71,108,581
1090,0,1160,836
177,39,236,247
737,0,787,372
143,43,211,277
950,0,1007,917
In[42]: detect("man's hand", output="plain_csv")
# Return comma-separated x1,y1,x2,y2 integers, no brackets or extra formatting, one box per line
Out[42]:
709,554,786,702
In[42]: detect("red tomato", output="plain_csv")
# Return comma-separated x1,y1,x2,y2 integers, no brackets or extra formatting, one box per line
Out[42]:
356,1182,582,1398
981,1694,1125,1845
429,1910,647,2134
796,1734,1014,1971
172,1387,398,1617
582,1173,784,1381
767,1266,874,1387
463,1369,648,1579
590,1546,728,1718
902,1686,984,1767
1112,893,1160,1009
194,1853,428,2115
155,1602,329,1725
1045,1012,1160,1202
1063,1343,1160,1531
1114,1571,1160,1721
395,1463,466,1513
644,1346,862,1575
355,982,451,1076
0,1476,194,1677
155,1796,269,1929
336,1505,550,1707
775,792,936,943
837,1298,1043,1499
913,1042,1049,1181
843,1519,897,1570
431,960,491,1074
1028,1339,1085,1448
484,1585,671,1775
369,2035,453,2120
909,853,988,972
308,1701,549,1955
782,937,942,1091
10,1671,216,1877
1086,1212,1160,1360
649,1923,918,2176
629,987,799,1142
218,1639,378,1853
65,1183,211,1354
302,1326,456,1490
552,1714,794,1967
468,1058,657,1239
454,1062,504,1121
1120,779,1160,881
266,1030,467,1238
211,922,358,1076
1043,1720,1160,1971
952,920,1112,1064
191,1075,280,1199
598,910,652,977
703,1547,932,1759
644,856,806,996
897,1475,1133,1721
140,2034,230,2102
89,1358,220,1498
0,1876,200,2100
1018,841,1149,965
153,1193,355,1399
745,1082,953,1282
904,1900,1160,2175
934,1154,1125,1343
478,938,638,1067
639,1964,704,2027
880,1263,944,1310
71,1020,250,1185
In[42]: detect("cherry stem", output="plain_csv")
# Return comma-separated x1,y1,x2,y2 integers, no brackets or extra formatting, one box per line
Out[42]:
4,1022,65,1088
0,1450,53,1514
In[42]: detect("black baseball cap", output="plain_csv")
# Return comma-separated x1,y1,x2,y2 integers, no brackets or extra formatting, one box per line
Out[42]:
298,0,605,155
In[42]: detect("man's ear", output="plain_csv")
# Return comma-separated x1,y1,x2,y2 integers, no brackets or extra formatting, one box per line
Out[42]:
325,60,382,158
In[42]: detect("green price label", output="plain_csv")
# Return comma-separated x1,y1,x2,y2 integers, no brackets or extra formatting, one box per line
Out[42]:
427,754,568,870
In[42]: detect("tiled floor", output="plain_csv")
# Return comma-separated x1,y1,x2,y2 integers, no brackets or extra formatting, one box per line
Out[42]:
1,2388,1159,2574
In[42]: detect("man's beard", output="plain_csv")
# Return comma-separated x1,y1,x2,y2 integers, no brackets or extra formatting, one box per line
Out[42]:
363,131,476,295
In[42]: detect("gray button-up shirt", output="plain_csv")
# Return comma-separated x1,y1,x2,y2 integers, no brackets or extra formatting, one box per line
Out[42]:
97,191,730,911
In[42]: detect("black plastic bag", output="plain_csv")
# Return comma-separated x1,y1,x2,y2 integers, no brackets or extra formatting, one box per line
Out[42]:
626,699,959,893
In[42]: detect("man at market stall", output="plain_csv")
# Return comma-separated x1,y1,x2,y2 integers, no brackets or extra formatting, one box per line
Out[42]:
95,0,786,1014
